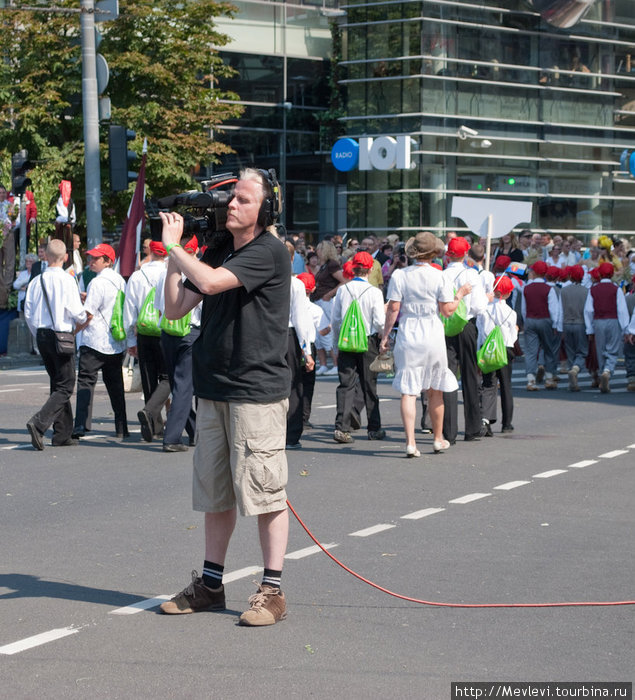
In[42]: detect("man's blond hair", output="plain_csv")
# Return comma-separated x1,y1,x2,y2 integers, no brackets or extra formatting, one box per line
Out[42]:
46,239,67,263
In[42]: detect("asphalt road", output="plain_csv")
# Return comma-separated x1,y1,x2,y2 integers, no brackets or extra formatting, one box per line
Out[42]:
1,359,633,699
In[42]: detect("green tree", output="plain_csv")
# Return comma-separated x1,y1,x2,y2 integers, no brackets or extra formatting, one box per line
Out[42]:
0,0,243,236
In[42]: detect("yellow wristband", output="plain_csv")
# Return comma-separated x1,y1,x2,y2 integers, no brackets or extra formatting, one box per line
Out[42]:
166,243,182,255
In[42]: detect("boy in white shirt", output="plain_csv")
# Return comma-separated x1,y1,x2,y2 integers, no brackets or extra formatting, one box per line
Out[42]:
478,275,518,434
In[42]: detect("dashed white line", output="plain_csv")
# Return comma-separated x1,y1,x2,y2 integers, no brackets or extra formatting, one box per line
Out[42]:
0,627,79,655
494,481,531,491
568,460,598,469
110,596,171,615
350,523,396,537
533,469,568,478
223,566,263,583
285,543,338,560
598,449,629,459
449,493,491,505
627,444,635,449
401,507,445,520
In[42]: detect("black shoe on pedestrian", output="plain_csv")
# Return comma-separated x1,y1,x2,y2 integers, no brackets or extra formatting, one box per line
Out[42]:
367,429,386,440
501,425,514,433
464,426,487,442
350,411,362,431
52,438,79,447
285,442,302,450
188,436,197,447
482,422,493,438
163,443,188,452
137,410,153,443
71,427,85,439
26,421,44,451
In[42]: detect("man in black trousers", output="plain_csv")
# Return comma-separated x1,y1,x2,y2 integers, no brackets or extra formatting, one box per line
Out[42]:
442,236,489,442
24,239,87,449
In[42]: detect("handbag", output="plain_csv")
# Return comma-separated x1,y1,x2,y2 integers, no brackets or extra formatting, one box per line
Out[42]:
39,277,76,355
369,351,394,373
122,354,142,393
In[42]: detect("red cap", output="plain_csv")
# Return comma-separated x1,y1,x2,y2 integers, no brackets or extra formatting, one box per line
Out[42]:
589,267,601,281
569,265,584,282
86,243,116,262
447,237,470,257
546,265,561,280
183,235,198,253
598,262,615,279
342,259,355,280
351,251,374,269
149,241,167,257
531,260,548,276
494,255,511,272
296,272,316,293
494,275,514,295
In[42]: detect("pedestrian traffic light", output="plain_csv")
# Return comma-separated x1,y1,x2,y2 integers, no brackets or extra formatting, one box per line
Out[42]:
108,125,137,192
11,150,33,196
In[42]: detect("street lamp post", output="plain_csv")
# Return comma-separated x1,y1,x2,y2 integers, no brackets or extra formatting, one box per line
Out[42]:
80,0,103,250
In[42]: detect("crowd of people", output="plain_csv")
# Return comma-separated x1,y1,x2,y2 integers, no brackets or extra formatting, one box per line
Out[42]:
18,224,635,457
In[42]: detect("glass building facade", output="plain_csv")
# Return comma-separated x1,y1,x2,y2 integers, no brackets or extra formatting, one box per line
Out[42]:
337,0,635,241
212,0,335,236
212,0,635,242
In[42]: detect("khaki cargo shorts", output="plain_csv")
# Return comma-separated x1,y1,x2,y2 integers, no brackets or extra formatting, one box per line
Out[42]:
193,398,289,516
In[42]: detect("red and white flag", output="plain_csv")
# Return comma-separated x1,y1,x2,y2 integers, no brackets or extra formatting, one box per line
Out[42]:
116,138,147,279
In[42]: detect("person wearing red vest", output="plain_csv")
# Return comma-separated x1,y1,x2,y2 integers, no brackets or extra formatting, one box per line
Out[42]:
583,262,630,393
521,260,560,391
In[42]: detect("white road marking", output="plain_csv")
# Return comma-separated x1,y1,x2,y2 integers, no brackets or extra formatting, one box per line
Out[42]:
494,481,531,491
533,469,568,478
223,566,263,583
110,595,171,615
449,493,491,504
285,543,338,560
350,523,396,537
0,627,79,655
627,444,635,449
568,459,598,469
598,449,629,459
401,507,445,520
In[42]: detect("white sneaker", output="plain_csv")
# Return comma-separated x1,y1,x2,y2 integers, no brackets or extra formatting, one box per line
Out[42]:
315,365,328,376
325,366,339,375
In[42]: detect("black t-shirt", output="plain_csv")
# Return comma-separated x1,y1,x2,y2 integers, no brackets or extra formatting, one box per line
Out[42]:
184,231,291,403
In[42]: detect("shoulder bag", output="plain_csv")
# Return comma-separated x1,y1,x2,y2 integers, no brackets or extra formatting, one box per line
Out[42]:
40,276,76,355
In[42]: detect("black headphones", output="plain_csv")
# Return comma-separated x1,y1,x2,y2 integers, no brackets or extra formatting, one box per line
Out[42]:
256,168,282,227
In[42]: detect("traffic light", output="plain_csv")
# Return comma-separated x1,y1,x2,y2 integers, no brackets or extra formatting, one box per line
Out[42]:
11,150,33,196
108,125,137,192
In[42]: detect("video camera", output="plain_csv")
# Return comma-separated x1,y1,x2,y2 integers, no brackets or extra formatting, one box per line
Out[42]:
147,172,237,245
146,169,282,247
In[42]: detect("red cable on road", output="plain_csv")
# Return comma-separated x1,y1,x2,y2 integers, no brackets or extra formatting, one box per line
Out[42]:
287,500,635,609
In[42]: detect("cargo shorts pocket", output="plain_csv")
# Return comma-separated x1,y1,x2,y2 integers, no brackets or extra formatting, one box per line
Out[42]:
243,434,288,505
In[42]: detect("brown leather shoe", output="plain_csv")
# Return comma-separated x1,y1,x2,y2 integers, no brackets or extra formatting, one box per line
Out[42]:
160,571,225,614
239,584,287,626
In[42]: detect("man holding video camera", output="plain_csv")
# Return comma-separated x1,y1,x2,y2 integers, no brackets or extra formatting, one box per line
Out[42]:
158,168,292,627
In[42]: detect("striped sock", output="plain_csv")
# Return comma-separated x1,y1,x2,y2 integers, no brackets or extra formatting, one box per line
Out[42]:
202,561,224,589
262,568,282,590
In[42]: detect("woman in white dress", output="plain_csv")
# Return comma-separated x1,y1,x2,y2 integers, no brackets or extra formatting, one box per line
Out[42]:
380,232,471,457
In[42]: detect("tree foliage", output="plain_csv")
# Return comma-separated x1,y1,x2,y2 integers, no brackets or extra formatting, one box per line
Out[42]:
0,0,243,238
